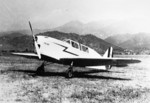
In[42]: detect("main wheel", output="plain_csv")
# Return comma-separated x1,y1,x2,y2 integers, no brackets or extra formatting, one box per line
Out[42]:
36,63,45,75
66,67,73,78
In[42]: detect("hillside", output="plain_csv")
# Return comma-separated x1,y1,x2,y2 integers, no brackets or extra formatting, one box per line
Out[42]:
105,33,150,54
0,32,34,52
52,19,150,39
53,21,113,39
119,33,150,50
0,31,123,54
105,34,134,46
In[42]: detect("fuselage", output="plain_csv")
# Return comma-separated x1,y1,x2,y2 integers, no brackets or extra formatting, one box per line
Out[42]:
35,35,102,60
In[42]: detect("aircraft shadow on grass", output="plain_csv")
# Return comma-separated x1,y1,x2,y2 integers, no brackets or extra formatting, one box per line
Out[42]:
10,69,130,81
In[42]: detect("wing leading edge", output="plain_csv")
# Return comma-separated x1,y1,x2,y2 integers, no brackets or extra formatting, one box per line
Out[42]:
12,53,39,59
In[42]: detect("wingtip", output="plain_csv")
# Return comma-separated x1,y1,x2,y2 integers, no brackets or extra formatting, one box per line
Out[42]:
133,59,141,63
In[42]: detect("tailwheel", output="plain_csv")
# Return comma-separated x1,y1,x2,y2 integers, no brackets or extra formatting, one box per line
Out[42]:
106,65,112,71
66,66,73,78
36,62,45,75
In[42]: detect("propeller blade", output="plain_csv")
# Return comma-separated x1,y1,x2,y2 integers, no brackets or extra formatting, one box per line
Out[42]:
28,21,41,59
29,21,33,35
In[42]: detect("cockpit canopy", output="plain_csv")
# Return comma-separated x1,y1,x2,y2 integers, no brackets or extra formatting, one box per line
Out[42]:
64,39,89,53
64,39,71,44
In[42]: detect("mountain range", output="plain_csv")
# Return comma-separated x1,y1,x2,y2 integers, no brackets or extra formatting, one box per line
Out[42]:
0,31,123,54
52,20,116,39
52,21,150,53
52,20,150,39
0,20,150,54
0,32,33,52
105,33,150,53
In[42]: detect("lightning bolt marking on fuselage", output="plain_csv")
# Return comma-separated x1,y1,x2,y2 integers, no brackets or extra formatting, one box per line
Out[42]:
53,43,79,56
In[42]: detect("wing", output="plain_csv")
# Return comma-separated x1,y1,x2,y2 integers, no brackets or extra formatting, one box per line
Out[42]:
60,57,141,67
12,52,39,59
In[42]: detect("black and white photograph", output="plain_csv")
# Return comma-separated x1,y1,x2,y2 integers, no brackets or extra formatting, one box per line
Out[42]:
0,0,150,103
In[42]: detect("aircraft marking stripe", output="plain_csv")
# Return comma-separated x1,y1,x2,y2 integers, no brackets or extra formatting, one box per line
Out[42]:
108,47,110,57
54,43,79,56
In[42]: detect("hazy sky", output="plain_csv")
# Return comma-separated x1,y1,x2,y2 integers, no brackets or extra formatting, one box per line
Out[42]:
0,0,150,33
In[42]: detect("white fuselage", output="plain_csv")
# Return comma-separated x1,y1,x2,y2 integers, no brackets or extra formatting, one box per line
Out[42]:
36,35,102,60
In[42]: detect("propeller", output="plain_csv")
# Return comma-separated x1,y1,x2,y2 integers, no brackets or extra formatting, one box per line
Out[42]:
29,21,41,59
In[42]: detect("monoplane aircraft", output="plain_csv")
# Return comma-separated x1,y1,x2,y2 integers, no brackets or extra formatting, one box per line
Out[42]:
13,22,141,78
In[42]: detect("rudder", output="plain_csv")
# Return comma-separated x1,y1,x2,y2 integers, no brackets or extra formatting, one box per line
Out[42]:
103,47,113,58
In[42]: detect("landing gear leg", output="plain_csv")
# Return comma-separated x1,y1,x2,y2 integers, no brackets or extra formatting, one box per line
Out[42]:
36,61,45,75
66,62,74,78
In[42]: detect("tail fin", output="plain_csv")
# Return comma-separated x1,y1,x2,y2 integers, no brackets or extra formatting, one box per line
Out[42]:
103,47,113,58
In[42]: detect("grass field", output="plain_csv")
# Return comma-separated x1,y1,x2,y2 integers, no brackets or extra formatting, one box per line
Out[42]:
0,55,150,103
